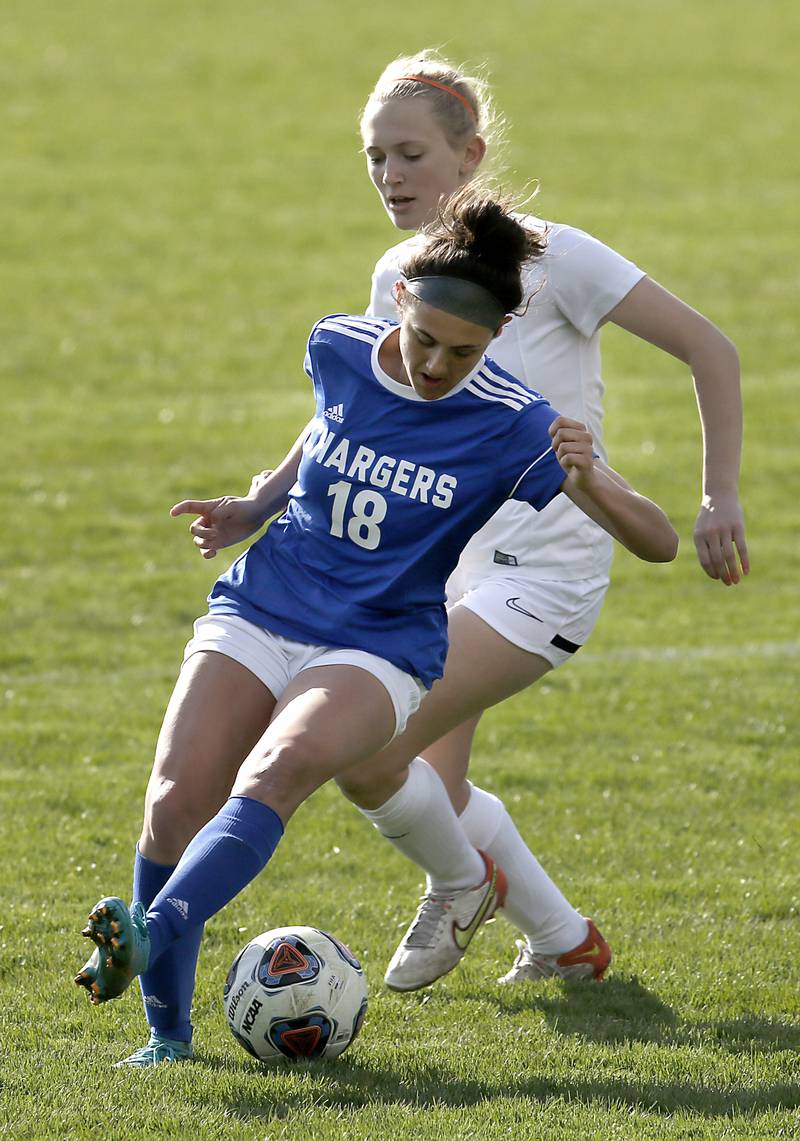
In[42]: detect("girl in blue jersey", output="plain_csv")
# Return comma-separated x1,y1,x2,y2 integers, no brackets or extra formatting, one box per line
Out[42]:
74,189,677,1066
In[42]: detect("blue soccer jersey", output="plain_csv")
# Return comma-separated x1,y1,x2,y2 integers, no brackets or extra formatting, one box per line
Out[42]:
209,314,567,686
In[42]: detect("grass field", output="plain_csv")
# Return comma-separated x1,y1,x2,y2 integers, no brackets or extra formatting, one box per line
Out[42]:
1,1,799,1137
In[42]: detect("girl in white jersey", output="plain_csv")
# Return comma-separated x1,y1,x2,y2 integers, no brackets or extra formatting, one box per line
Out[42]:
328,53,748,993
74,190,677,1067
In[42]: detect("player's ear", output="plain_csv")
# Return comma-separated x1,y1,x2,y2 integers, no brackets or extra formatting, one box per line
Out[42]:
460,134,486,178
493,314,512,338
391,280,408,309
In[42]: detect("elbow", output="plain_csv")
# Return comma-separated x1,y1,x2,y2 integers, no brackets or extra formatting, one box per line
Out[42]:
719,333,740,373
690,325,739,374
651,527,679,563
628,520,679,563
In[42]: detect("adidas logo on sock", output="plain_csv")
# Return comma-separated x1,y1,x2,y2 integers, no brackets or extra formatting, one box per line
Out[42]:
166,897,189,920
143,994,169,1008
324,403,345,423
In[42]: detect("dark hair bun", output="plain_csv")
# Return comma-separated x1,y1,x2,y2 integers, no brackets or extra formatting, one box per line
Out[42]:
449,194,532,270
401,185,546,313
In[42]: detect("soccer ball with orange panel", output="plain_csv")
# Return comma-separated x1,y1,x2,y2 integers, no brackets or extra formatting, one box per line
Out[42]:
224,925,368,1061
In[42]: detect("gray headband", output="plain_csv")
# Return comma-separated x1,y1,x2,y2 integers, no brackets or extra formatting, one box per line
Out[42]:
404,275,507,330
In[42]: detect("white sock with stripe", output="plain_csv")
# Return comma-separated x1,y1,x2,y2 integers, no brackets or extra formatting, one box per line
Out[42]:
359,759,486,892
458,783,587,954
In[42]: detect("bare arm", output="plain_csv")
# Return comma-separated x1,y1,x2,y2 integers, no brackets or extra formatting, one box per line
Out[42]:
552,417,679,563
605,276,747,585
246,419,313,518
170,421,312,559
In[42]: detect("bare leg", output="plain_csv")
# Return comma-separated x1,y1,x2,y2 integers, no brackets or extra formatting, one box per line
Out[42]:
140,651,278,863
79,662,401,1009
420,715,483,812
81,651,280,1044
336,605,551,808
336,607,589,960
233,664,398,819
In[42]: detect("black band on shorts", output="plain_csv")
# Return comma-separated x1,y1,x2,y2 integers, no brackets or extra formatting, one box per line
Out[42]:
550,633,582,654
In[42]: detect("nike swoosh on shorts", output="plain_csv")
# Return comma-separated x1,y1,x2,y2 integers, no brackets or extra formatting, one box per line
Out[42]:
505,597,543,621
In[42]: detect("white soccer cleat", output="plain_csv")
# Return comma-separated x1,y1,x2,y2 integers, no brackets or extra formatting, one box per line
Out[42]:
384,852,507,992
497,918,612,983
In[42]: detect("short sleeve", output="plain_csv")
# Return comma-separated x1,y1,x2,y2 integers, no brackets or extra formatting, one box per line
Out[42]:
303,319,325,380
546,226,646,339
303,317,328,383
366,254,400,320
509,403,565,510
365,235,426,319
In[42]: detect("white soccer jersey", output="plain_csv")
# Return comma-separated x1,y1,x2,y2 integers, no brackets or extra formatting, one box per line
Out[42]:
368,220,646,581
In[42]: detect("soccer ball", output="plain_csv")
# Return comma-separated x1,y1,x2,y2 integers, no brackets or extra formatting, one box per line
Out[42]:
224,925,368,1061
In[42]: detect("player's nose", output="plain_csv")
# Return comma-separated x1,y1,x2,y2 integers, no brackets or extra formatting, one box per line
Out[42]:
424,348,449,378
382,156,404,186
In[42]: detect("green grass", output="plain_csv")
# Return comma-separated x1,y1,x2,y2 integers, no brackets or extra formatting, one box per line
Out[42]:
1,1,798,1137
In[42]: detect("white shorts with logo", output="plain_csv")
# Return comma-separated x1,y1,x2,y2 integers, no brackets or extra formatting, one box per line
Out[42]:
183,613,426,739
446,563,610,669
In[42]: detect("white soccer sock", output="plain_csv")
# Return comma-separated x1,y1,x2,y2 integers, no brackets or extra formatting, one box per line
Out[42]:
359,759,486,892
459,783,587,954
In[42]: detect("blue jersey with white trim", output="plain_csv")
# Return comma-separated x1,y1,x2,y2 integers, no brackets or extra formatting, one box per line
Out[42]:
209,314,566,687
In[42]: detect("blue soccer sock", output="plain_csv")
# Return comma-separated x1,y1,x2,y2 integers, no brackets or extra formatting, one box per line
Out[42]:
145,796,284,969
133,847,203,1044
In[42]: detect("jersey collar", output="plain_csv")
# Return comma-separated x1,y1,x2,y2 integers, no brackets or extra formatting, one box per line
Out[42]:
370,322,487,402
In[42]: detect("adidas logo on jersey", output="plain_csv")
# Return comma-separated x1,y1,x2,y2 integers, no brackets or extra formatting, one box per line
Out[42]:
166,897,189,920
324,403,345,423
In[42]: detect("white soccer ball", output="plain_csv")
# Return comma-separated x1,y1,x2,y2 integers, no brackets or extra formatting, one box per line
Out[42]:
224,925,368,1061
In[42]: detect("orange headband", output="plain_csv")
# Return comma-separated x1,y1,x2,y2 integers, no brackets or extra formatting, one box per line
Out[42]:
396,75,477,124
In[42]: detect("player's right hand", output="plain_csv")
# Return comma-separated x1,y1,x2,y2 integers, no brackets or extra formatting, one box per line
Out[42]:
170,496,265,559
248,469,273,496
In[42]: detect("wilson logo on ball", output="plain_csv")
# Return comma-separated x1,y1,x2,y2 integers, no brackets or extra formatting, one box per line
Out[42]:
225,925,368,1063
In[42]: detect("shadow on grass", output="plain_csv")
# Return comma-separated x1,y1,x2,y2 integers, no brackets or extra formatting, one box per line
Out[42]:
484,974,680,1045
204,975,800,1124
483,973,800,1055
212,1059,800,1124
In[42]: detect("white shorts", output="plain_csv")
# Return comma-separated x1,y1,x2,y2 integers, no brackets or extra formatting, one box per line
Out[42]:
183,613,425,739
446,567,609,669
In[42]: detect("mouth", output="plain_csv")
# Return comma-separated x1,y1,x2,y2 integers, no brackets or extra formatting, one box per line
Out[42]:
416,371,448,396
387,195,416,212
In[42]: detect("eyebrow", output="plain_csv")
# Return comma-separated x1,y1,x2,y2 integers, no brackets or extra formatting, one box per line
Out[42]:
412,323,482,351
363,140,427,153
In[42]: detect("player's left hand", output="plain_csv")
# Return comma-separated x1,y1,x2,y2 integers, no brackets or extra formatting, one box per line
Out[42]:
549,416,595,485
693,491,749,586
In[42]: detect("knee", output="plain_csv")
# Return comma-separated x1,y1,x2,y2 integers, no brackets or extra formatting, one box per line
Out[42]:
335,765,406,811
336,734,416,810
335,768,373,805
141,773,221,859
235,739,325,819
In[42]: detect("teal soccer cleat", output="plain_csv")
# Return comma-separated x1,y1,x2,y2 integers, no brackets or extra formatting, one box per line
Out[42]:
114,1034,194,1068
74,897,151,1004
